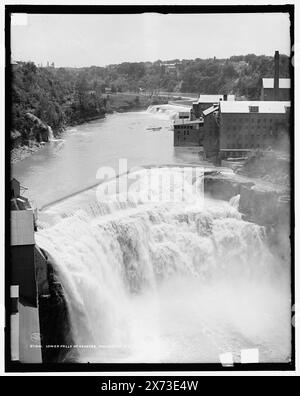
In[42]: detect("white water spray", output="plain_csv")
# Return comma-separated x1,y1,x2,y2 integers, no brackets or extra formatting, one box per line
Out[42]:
48,126,54,140
147,104,191,120
229,194,240,210
36,167,291,363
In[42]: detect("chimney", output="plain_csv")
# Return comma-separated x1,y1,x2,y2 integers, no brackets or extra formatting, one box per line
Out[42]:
274,51,280,100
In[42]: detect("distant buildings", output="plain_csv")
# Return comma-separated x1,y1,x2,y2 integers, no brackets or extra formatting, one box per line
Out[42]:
173,51,291,161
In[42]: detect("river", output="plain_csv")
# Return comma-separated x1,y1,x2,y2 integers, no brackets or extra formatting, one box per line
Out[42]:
12,105,205,209
12,105,291,364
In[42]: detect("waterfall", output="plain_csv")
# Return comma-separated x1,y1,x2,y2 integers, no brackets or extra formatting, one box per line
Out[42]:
35,167,291,363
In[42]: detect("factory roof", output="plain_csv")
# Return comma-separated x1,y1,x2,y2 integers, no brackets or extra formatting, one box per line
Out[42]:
195,94,235,104
262,78,291,89
219,101,291,114
203,105,219,116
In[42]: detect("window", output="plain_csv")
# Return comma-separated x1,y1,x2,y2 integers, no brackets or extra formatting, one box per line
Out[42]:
249,106,259,113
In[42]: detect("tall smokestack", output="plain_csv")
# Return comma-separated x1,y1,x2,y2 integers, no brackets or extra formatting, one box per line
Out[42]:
274,51,280,100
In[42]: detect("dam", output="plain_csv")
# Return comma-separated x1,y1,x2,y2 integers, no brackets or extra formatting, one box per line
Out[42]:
10,106,291,364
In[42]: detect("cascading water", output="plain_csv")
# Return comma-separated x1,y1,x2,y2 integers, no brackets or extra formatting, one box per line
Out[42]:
35,167,291,363
229,194,240,210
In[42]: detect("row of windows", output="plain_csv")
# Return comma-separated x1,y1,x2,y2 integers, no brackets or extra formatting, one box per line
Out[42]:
224,136,273,145
226,129,275,136
175,125,194,130
223,116,286,124
177,130,192,136
225,143,267,149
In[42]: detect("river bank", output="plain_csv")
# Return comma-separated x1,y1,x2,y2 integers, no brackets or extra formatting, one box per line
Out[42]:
35,165,291,363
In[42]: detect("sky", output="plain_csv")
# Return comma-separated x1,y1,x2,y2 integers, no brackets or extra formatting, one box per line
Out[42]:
11,13,291,67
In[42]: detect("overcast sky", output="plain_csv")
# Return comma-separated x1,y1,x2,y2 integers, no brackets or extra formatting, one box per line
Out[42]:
11,13,291,67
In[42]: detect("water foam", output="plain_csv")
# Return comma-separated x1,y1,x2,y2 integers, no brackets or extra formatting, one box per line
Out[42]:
35,167,291,363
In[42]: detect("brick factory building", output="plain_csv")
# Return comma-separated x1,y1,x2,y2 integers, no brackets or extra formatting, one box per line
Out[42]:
173,117,204,146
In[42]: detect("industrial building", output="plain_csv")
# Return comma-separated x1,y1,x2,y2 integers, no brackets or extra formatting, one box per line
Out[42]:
191,94,235,119
174,99,290,159
173,117,204,146
260,51,291,101
216,100,291,159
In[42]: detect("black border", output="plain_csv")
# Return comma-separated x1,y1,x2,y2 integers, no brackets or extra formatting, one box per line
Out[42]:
5,4,295,373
